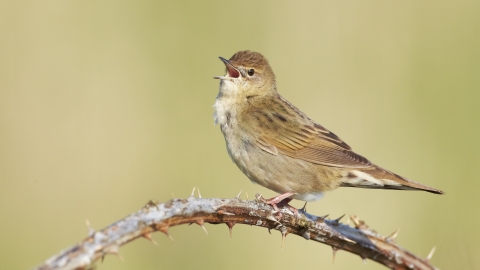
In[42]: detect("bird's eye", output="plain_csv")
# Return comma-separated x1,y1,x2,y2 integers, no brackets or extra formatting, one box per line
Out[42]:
247,69,255,76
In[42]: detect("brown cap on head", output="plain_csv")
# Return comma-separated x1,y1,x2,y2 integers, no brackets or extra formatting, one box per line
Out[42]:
229,51,269,66
228,50,275,81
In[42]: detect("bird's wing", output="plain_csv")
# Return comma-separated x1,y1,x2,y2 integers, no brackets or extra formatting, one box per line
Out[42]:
245,99,372,168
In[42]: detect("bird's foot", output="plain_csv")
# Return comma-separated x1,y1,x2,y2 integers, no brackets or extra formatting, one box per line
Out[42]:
257,192,299,216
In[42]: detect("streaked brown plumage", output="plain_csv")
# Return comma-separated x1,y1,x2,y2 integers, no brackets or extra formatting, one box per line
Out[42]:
213,50,443,204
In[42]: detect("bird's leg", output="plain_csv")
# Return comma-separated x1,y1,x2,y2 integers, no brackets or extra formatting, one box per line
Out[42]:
259,192,299,216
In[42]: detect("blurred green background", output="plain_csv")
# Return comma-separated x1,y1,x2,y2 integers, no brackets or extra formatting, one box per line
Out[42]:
1,1,479,269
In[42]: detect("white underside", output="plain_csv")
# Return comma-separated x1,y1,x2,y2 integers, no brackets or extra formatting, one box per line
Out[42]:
343,170,402,187
292,192,324,202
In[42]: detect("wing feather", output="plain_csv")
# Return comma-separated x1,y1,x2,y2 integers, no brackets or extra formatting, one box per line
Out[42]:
244,96,372,168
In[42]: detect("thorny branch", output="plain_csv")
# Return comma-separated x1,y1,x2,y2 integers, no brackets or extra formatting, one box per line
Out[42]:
33,190,438,270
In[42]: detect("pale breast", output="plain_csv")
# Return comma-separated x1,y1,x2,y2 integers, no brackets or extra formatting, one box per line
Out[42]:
215,100,341,201
214,97,244,159
232,142,342,200
214,94,344,201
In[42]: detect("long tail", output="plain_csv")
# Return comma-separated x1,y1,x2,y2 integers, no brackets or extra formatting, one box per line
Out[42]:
340,166,444,194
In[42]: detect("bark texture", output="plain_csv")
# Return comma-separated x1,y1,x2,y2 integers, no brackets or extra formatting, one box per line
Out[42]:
33,193,438,270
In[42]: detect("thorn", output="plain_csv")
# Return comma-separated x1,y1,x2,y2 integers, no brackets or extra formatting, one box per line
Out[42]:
302,229,311,240
143,233,158,246
339,235,356,244
266,213,281,225
332,246,338,264
226,222,235,237
426,246,436,261
386,229,400,241
105,245,124,261
144,199,160,210
85,219,95,235
278,226,288,250
318,214,329,220
197,188,202,198
350,215,360,227
349,215,369,230
246,192,249,200
200,224,208,235
217,210,235,216
196,220,208,235
171,193,176,199
158,225,174,241
395,253,403,264
115,253,125,262
190,187,196,197
333,214,345,224
236,190,242,199
299,202,307,213
268,228,272,234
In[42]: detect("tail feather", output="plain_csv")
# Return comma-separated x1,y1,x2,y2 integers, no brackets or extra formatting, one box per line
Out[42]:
340,166,444,195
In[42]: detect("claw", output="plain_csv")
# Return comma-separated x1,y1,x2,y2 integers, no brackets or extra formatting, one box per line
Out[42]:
236,190,242,199
190,187,196,197
260,192,294,205
258,192,298,217
197,188,202,198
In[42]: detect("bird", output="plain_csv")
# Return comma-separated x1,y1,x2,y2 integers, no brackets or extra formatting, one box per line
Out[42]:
213,50,443,208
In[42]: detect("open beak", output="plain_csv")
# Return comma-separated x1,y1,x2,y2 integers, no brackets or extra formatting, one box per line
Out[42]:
213,57,241,80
